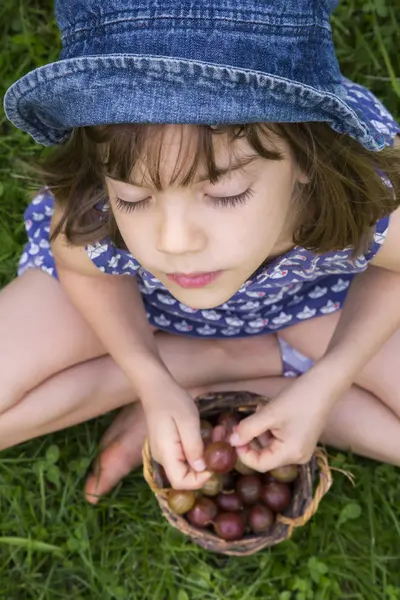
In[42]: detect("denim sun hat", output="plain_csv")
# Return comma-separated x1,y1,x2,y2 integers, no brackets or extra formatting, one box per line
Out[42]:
3,0,389,150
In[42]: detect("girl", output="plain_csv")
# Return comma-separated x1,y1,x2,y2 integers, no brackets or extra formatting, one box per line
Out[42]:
3,0,400,501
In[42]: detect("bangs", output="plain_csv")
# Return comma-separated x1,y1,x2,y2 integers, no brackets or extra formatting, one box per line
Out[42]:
43,119,400,256
91,123,284,190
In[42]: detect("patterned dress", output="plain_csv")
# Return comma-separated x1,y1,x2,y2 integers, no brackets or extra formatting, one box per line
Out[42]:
18,79,400,340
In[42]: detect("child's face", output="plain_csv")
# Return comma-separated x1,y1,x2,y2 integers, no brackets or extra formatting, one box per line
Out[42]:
106,125,306,309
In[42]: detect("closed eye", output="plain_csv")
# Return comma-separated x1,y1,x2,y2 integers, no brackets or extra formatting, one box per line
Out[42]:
115,187,254,213
115,197,151,212
209,188,254,207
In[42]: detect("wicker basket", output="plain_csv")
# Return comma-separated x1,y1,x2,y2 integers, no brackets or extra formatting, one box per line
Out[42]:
143,391,332,556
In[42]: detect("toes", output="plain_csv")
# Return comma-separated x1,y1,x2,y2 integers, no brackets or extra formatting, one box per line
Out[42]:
85,402,148,504
85,435,145,504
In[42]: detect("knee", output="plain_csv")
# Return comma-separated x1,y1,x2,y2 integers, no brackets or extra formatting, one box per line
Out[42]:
362,376,400,420
0,381,28,414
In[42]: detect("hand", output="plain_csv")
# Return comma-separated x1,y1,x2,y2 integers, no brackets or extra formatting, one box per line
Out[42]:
143,378,211,490
229,366,342,472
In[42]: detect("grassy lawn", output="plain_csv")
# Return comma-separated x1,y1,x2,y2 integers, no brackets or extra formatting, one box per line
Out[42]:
1,1,400,598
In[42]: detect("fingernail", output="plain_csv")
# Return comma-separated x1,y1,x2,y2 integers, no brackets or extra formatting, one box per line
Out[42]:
230,433,240,446
194,459,206,471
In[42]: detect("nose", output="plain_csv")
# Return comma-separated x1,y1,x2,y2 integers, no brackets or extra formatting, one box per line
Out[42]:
156,201,207,256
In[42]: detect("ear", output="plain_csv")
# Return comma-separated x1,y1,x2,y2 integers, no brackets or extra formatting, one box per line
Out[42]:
295,167,310,185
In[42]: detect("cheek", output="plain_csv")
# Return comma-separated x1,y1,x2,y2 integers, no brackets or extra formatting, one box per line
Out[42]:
211,213,272,269
227,195,291,259
225,198,285,243
251,181,293,230
112,212,131,240
112,212,150,256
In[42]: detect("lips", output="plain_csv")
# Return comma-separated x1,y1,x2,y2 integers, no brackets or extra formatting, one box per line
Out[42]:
166,271,222,289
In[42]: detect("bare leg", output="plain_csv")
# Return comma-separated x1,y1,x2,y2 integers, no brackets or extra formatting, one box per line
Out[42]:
0,327,281,501
2,338,397,501
0,330,282,448
0,268,281,415
280,310,400,417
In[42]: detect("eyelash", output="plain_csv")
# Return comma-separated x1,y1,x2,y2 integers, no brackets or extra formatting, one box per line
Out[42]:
115,188,254,213
115,197,149,213
212,188,254,207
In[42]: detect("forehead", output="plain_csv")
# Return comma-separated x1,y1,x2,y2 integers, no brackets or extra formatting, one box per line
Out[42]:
102,123,287,190
131,124,257,188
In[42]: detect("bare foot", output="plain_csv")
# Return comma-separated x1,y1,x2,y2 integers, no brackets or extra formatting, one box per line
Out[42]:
85,401,147,504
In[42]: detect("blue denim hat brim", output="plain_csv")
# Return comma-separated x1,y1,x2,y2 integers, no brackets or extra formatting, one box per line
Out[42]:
4,54,386,150
3,0,389,150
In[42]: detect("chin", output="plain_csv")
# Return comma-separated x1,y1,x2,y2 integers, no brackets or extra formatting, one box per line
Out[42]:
169,285,235,310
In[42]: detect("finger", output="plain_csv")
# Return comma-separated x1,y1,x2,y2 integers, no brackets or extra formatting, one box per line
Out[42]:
179,468,213,490
160,445,208,490
165,452,211,490
156,431,210,490
178,418,206,473
255,403,272,448
236,440,292,473
230,409,272,447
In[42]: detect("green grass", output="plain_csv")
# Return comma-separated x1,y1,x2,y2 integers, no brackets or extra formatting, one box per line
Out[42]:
1,0,400,598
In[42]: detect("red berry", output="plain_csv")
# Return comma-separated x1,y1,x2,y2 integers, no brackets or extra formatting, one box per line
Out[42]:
204,442,237,474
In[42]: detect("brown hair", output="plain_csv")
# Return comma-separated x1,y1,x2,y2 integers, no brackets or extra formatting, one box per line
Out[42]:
43,122,400,255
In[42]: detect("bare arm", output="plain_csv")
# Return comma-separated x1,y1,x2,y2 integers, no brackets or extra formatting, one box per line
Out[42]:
315,264,400,397
51,204,209,488
50,204,170,396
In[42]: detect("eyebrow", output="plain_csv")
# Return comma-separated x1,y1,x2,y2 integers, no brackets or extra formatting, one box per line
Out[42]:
126,154,260,188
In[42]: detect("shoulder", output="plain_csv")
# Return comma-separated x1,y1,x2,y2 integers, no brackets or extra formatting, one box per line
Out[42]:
51,200,141,277
370,134,400,271
50,201,107,277
370,206,400,271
